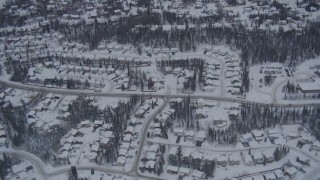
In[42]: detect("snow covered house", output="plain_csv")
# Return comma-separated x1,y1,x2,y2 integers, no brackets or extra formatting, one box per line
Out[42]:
184,130,194,141
296,156,310,165
167,166,179,174
100,138,111,148
241,133,253,143
93,120,103,128
195,108,208,119
262,149,275,163
273,169,285,180
179,167,190,176
267,129,279,140
252,130,264,141
251,151,264,164
284,166,297,178
124,126,134,135
242,152,254,166
173,128,184,136
195,130,206,143
191,170,206,180
203,154,215,164
312,141,320,151
145,160,156,172
169,147,178,161
263,172,277,180
228,153,240,165
216,155,228,167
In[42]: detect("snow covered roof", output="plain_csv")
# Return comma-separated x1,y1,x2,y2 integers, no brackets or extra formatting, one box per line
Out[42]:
263,172,276,180
284,167,297,176
298,80,320,92
195,130,206,141
169,147,177,155
119,148,128,157
262,149,274,158
173,128,184,135
191,151,203,159
251,151,263,159
252,175,265,180
167,166,179,172
273,169,285,178
123,134,132,142
216,155,228,162
125,126,134,133
148,144,159,153
192,170,205,178
117,156,126,165
179,167,190,174
185,130,194,137
100,138,110,145
146,160,155,168
252,130,264,137
229,153,240,162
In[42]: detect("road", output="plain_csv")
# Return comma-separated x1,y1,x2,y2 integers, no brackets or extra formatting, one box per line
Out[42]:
0,79,319,108
131,99,169,177
0,73,320,179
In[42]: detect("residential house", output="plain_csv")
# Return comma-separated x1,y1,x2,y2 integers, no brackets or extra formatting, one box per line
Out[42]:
195,108,208,119
100,138,111,148
117,156,126,166
267,129,279,140
179,167,190,177
173,128,184,136
216,155,228,167
284,167,297,178
252,130,264,141
145,160,156,172
184,130,194,141
123,134,132,143
262,150,275,163
251,151,264,164
242,152,254,166
263,172,277,180
273,169,285,180
191,170,206,180
167,166,179,174
169,147,178,162
228,153,240,166
312,141,320,151
124,126,134,135
241,133,253,144
195,130,206,143
203,154,215,164
94,120,103,128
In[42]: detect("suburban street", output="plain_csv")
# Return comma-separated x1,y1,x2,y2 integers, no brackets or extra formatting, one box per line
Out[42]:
0,74,320,179
0,79,319,108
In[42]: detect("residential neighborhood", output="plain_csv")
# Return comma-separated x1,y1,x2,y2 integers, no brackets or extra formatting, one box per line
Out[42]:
0,0,320,179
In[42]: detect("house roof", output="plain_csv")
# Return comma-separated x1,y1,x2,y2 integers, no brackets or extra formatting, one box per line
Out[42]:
196,130,206,140
148,144,159,152
284,167,297,176
229,153,240,161
262,149,274,158
123,134,132,141
251,151,263,159
179,167,190,174
169,147,177,155
100,138,110,145
252,130,264,137
273,169,285,178
263,172,276,180
167,166,179,172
